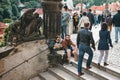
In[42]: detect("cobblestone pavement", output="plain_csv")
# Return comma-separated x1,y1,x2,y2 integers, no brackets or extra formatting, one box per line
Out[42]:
71,24,120,69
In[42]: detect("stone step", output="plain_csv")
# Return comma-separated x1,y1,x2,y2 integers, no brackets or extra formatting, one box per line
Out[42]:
48,67,78,80
39,72,59,80
83,56,120,78
30,76,41,80
59,64,99,80
57,50,120,79
71,59,120,80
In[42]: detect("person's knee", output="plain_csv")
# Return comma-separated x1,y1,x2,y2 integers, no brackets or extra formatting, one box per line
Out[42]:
79,52,84,57
90,52,93,57
88,51,93,57
67,49,71,53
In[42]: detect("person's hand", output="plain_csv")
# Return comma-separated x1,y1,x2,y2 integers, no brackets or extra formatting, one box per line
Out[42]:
92,45,96,51
110,45,113,48
93,47,96,51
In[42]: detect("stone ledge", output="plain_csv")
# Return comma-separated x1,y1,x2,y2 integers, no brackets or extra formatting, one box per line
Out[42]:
0,60,4,73
0,40,49,80
0,47,14,59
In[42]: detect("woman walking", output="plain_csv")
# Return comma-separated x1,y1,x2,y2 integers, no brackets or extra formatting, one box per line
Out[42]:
98,23,113,67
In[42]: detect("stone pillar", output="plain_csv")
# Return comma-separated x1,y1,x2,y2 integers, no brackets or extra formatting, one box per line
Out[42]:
42,0,62,40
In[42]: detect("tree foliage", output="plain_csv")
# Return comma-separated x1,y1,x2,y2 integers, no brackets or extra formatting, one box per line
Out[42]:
3,9,12,19
12,4,19,17
0,0,42,21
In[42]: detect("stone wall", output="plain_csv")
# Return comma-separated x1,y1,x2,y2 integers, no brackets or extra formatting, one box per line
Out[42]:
0,40,49,80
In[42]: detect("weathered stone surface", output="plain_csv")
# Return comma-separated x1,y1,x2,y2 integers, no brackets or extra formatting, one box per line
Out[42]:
0,40,49,80
0,47,14,59
0,60,4,73
42,0,62,39
7,9,43,45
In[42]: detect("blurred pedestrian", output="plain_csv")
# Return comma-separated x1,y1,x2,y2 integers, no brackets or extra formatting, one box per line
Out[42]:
112,10,120,43
87,9,94,30
77,12,89,31
72,12,79,33
98,14,103,24
61,5,71,39
94,14,99,26
106,14,113,33
101,12,106,23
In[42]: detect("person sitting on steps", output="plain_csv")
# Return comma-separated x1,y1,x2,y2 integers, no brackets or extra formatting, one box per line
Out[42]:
62,35,78,63
48,35,63,53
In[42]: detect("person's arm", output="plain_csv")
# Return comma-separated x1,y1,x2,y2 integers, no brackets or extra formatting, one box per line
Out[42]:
107,31,113,47
92,14,95,24
70,40,76,47
61,40,66,49
90,32,96,50
77,18,82,28
112,15,115,25
77,32,80,48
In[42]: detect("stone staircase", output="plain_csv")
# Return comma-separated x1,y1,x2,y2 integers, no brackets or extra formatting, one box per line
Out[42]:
29,57,120,80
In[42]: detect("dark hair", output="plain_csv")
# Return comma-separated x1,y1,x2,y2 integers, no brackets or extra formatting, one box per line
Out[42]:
101,23,108,31
64,5,68,10
83,12,87,16
66,34,70,37
84,22,90,27
89,9,92,12
118,10,120,13
55,35,60,39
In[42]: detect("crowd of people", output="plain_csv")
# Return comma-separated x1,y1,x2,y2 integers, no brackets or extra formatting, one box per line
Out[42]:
48,5,120,77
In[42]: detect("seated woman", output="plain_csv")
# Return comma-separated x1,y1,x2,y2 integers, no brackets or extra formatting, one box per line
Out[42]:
53,35,62,50
48,35,62,53
62,35,78,63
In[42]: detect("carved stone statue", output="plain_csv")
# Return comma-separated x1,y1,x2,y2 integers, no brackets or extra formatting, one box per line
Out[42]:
7,9,43,45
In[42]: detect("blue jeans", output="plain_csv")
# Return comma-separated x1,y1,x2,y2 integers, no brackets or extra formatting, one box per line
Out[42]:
115,27,120,42
61,25,67,39
78,44,93,73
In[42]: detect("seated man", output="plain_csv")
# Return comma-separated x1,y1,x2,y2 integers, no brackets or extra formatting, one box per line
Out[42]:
62,35,78,63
